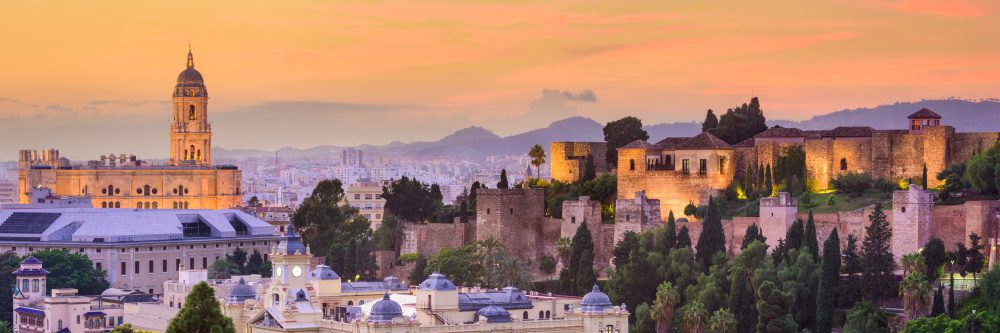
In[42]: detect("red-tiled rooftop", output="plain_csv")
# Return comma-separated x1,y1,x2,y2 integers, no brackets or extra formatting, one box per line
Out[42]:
673,132,731,150
907,108,942,119
653,137,690,150
753,127,806,138
824,126,875,138
804,130,827,139
732,138,755,147
620,140,655,149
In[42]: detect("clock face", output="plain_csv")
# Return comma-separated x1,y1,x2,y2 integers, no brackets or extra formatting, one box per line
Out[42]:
275,266,283,277
292,266,303,277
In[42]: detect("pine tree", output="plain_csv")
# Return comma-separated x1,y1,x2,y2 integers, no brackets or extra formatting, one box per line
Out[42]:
816,228,840,333
676,225,692,249
742,224,767,250
246,250,264,276
756,281,798,333
166,282,235,333
803,211,819,260
861,202,895,301
497,169,509,189
663,211,677,250
696,197,727,271
930,283,945,317
841,233,863,306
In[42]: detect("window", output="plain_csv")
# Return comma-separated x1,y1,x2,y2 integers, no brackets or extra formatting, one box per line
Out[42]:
163,260,168,272
202,257,207,269
719,157,726,174
510,208,514,214
31,279,38,292
571,217,576,224
682,159,690,174
176,259,181,271
21,279,28,293
189,105,196,120
354,194,361,200
365,194,372,200
840,158,848,171
699,159,707,174
189,257,195,269
96,262,102,271
523,312,529,320
149,260,154,273
901,207,906,213
629,159,636,171
134,261,140,274
487,208,491,214
120,262,126,275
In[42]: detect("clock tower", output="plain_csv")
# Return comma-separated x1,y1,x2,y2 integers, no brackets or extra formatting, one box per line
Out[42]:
267,224,312,307
169,48,212,165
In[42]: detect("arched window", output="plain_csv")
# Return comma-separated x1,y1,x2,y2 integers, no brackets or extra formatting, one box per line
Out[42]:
101,202,108,208
114,201,120,208
143,185,150,196
347,301,353,306
629,159,635,171
189,105,196,120
539,311,544,318
183,149,188,160
840,158,848,171
545,310,551,318
107,185,114,196
152,202,158,209
523,312,528,320
58,319,62,329
144,202,150,209
197,150,201,160
173,202,178,209
183,202,189,209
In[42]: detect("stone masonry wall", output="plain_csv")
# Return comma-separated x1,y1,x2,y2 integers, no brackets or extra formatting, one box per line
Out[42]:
475,188,547,260
550,142,608,183
617,147,734,219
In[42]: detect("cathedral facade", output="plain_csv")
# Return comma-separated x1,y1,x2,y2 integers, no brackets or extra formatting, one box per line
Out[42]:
17,49,242,210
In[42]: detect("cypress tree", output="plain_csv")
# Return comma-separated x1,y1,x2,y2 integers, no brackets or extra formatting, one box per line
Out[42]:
816,228,840,333
663,211,677,250
702,109,719,132
803,211,819,260
921,163,928,189
763,164,773,197
930,283,945,317
166,282,235,333
948,271,956,317
497,169,509,189
676,225,692,249
575,249,597,295
568,222,595,295
742,224,766,250
757,162,765,195
861,203,895,300
786,219,804,252
696,197,726,271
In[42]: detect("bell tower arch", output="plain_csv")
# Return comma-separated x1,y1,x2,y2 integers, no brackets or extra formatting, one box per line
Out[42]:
169,48,212,165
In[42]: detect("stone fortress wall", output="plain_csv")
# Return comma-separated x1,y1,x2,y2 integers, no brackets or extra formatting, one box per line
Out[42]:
550,142,608,183
475,188,549,260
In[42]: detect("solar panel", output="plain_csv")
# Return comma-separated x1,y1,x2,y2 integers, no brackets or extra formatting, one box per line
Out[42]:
0,212,61,234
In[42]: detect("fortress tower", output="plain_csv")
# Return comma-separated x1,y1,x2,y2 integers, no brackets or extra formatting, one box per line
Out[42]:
892,184,933,262
170,48,212,166
759,192,798,251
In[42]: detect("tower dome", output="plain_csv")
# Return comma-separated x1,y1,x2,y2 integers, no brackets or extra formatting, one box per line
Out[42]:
580,284,612,313
369,293,403,323
310,265,340,280
475,305,513,323
276,224,307,255
225,278,256,304
174,49,207,97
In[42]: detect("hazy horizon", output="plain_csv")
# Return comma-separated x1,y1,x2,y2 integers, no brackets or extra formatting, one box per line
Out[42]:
2,1,1000,159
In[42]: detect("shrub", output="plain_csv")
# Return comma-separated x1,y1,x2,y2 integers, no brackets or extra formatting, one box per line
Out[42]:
539,255,557,275
872,178,894,193
831,172,874,197
398,253,421,263
826,195,836,206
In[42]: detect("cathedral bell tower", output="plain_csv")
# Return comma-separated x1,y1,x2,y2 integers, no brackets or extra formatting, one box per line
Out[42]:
170,48,212,166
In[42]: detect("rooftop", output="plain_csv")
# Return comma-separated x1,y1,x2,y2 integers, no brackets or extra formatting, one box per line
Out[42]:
908,108,942,119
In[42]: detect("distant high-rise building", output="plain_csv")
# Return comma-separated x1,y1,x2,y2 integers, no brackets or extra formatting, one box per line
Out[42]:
342,148,363,167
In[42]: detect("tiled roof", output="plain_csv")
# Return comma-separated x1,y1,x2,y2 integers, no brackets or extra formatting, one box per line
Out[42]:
653,137,690,150
908,108,942,119
732,138,756,147
824,126,875,138
673,132,731,150
620,140,655,149
804,130,827,139
753,127,806,138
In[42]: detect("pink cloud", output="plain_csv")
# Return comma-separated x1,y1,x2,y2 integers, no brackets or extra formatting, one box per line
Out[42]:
859,0,997,17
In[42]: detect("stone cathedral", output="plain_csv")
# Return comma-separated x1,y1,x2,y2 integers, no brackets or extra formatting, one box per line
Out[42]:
17,49,243,210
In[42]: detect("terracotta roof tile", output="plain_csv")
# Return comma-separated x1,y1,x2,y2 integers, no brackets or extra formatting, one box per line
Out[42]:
620,140,655,149
907,108,942,119
753,127,806,138
674,132,731,150
804,130,827,139
653,137,690,150
732,138,755,147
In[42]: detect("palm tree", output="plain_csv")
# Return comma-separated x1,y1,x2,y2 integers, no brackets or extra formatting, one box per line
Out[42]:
708,309,736,333
899,272,932,319
557,237,573,265
679,301,707,333
528,144,546,179
653,282,680,333
901,252,926,277
0,321,12,333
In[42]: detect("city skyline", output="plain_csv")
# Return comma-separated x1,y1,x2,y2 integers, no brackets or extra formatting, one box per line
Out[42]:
2,1,1000,159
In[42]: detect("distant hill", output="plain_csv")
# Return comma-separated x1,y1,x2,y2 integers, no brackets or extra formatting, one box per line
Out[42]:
213,99,1000,160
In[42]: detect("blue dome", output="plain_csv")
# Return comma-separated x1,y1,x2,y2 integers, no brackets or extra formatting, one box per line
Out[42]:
419,272,456,291
475,305,512,323
369,293,403,323
310,265,340,280
225,278,256,304
580,284,612,313
20,257,42,265
277,224,307,255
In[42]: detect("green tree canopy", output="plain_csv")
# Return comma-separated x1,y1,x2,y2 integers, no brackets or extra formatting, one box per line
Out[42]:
381,176,443,222
603,116,649,167
862,203,895,300
695,196,726,271
30,249,109,295
964,141,1000,194
166,282,235,333
816,228,841,333
703,97,768,145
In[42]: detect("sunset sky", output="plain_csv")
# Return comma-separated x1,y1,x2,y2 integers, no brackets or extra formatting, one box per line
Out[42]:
1,0,999,159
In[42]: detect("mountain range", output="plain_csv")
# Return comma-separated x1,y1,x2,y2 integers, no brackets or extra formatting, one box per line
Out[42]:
215,99,1000,160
